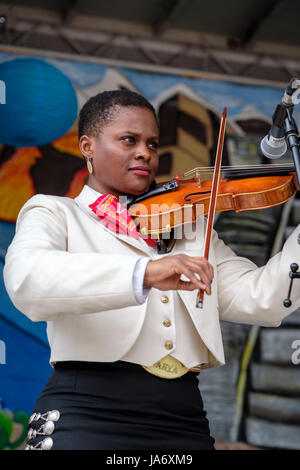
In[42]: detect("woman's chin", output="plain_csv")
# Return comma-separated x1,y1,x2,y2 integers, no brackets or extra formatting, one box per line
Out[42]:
125,183,152,197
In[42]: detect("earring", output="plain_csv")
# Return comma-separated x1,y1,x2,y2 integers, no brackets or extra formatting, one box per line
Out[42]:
86,157,94,175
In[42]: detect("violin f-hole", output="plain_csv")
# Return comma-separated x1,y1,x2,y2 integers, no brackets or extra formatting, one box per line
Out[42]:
184,191,211,202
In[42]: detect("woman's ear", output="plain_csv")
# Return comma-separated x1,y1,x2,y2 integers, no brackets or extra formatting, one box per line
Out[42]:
79,135,93,158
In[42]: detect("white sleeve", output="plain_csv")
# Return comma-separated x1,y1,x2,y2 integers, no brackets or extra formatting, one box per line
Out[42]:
133,257,152,304
214,226,300,326
3,195,143,322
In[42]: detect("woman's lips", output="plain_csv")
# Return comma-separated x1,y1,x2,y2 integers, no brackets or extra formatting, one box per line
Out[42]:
128,167,151,176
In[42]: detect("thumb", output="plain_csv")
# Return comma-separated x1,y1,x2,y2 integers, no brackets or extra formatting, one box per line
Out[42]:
176,279,198,291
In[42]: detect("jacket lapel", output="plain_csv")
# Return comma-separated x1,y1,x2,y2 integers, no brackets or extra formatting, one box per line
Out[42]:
74,185,154,256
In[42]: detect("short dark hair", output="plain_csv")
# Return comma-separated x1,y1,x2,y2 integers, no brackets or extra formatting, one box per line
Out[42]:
78,89,158,139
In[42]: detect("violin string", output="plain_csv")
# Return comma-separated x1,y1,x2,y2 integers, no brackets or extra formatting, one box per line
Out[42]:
184,163,293,168
182,163,294,177
183,163,294,172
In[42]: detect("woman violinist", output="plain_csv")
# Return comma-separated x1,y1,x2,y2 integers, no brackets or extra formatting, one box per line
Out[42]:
3,90,300,450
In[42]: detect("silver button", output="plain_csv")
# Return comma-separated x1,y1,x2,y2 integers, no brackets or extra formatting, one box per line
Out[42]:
40,437,53,450
47,410,60,422
43,421,55,435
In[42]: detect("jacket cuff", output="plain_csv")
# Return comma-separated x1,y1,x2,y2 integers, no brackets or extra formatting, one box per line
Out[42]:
133,257,152,304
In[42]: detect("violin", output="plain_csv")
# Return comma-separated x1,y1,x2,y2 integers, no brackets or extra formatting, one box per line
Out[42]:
128,162,298,237
127,106,299,307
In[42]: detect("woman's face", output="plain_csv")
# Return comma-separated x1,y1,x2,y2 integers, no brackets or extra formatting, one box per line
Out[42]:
79,106,159,197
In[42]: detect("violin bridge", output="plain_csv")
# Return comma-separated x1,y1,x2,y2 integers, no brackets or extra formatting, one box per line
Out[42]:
196,168,201,187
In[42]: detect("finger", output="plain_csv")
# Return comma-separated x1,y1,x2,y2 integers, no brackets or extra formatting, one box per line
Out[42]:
175,265,207,291
187,256,214,279
177,279,211,296
192,258,214,280
185,261,213,292
196,261,214,286
171,256,211,292
177,278,207,291
173,257,212,293
176,279,202,291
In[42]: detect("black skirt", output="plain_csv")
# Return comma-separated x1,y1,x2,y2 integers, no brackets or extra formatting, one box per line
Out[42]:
25,360,215,450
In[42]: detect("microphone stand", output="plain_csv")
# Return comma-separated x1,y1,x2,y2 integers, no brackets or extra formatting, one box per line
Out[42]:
283,263,300,308
284,107,300,187
283,107,300,307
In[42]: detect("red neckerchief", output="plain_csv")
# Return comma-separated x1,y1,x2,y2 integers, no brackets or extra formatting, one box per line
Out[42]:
89,194,157,247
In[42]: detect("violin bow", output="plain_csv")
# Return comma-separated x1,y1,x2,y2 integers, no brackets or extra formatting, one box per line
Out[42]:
196,107,227,308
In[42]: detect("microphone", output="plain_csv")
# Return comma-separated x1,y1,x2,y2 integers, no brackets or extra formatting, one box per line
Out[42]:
260,79,296,159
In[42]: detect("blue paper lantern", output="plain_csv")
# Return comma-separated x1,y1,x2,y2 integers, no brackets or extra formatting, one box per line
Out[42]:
0,58,78,147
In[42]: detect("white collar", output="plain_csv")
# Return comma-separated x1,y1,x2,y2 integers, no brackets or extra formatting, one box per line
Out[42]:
74,185,153,256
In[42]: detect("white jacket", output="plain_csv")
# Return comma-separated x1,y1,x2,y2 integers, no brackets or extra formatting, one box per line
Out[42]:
3,185,300,368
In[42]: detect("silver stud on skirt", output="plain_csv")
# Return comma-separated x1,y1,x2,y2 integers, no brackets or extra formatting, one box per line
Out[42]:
25,410,60,450
25,437,53,450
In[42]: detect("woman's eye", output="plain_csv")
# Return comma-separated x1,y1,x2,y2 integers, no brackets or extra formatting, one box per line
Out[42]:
122,136,135,143
121,137,158,148
148,141,159,149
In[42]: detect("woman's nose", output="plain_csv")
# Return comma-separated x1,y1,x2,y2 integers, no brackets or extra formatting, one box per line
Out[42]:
135,145,150,160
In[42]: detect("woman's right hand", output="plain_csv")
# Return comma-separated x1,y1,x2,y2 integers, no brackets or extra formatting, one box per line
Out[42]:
143,254,214,294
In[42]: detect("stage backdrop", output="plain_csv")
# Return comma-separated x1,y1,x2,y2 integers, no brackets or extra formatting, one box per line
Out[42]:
0,51,298,449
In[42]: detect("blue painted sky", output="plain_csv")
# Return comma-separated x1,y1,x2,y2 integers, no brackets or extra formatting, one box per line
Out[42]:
1,52,299,124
